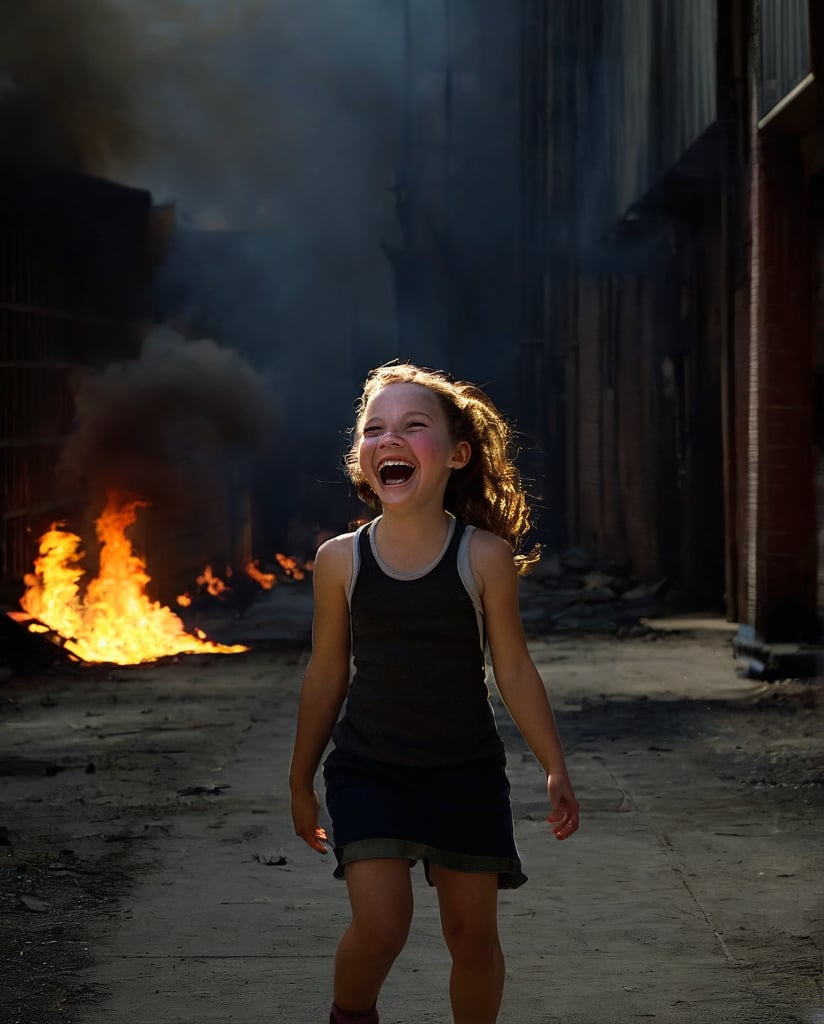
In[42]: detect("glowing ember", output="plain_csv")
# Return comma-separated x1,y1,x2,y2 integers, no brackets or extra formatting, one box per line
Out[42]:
245,561,276,590
275,553,306,580
174,550,313,608
196,564,231,596
16,495,247,665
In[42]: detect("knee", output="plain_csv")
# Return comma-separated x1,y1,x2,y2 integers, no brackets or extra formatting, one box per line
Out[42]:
343,860,413,964
441,916,501,967
352,908,412,962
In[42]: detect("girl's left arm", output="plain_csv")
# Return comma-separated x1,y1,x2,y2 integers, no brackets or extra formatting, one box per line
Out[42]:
473,531,579,840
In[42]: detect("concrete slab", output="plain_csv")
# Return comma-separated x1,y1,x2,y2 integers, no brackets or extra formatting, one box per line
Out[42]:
2,594,822,1024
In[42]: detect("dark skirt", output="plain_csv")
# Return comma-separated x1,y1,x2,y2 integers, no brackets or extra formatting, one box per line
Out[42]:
322,747,527,889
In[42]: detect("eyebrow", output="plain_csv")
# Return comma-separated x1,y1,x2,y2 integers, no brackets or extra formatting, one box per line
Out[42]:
363,409,435,427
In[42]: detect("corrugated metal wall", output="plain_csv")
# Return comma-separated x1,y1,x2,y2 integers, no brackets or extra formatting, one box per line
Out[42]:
546,0,718,251
758,0,811,118
531,0,728,597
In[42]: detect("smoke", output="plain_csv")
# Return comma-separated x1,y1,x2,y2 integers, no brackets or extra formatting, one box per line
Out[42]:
124,0,404,477
0,0,147,174
122,1,401,232
58,327,279,515
1,0,401,274
2,0,403,520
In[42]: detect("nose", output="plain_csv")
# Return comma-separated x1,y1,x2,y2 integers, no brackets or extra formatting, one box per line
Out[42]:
377,431,401,447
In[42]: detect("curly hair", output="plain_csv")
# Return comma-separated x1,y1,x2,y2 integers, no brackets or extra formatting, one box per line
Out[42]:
345,363,540,574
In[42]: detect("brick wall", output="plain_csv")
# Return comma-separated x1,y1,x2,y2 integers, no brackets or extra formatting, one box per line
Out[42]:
746,132,817,640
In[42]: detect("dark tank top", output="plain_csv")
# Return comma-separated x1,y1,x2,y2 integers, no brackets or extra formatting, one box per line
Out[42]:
332,518,505,767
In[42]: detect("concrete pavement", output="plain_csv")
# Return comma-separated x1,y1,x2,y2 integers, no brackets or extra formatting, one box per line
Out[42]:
2,584,823,1023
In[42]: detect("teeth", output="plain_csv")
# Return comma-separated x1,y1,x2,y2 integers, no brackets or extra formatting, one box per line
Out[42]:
378,458,415,485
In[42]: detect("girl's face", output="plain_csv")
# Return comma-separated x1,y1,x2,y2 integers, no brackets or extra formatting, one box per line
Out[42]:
356,382,470,508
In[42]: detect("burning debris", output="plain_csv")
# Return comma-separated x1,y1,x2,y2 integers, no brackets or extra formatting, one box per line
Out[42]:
174,553,313,615
9,494,247,666
275,552,310,580
245,561,277,590
3,326,311,671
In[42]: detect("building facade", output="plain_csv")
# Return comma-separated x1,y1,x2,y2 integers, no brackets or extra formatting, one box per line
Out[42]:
519,0,823,668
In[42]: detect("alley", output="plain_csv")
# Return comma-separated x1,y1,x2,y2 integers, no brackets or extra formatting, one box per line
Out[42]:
2,586,822,1024
3,5,824,1023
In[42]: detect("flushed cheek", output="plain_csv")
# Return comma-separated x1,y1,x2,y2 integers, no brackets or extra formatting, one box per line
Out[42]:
357,440,380,482
411,436,449,466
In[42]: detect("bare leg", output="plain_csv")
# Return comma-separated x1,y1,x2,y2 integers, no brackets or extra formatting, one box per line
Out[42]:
430,865,504,1024
333,858,414,1013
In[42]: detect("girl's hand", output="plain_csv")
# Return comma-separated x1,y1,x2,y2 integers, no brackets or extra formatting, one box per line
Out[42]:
546,773,579,840
291,787,329,854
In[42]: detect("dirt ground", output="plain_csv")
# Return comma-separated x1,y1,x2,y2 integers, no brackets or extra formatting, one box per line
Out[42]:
1,584,823,1024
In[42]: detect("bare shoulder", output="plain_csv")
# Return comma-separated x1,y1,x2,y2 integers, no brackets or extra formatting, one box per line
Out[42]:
469,527,515,564
308,533,354,660
313,531,355,588
315,531,356,563
468,528,517,592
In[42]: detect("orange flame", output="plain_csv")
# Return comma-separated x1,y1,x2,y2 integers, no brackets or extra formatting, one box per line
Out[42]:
17,496,247,665
245,561,276,590
275,552,306,581
196,565,230,596
176,550,312,606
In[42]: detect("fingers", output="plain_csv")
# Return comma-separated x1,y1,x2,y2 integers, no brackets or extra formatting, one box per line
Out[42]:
299,825,329,854
291,790,329,854
547,798,580,841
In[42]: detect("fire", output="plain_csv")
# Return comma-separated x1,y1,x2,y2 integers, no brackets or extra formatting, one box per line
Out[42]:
197,564,231,596
245,561,276,590
176,553,311,607
14,495,247,665
275,552,306,580
173,549,313,608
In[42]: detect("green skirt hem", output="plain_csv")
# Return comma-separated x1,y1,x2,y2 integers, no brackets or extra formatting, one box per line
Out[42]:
332,837,528,889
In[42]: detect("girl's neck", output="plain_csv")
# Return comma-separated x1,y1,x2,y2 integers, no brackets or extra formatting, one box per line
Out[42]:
372,508,453,573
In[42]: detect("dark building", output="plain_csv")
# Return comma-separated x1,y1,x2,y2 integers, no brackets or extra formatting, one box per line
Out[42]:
0,168,247,606
0,167,153,589
368,1,823,671
517,0,823,672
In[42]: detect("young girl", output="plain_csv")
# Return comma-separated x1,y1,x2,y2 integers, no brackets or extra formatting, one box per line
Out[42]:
289,363,578,1024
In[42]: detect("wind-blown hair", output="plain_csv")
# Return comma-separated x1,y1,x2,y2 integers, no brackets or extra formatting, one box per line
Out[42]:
345,363,540,575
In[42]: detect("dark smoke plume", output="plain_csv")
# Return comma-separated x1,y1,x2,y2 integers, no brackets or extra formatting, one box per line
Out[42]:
0,0,146,174
4,0,401,520
58,327,279,514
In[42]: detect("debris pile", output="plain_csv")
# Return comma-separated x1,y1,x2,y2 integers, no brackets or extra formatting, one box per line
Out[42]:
520,546,673,634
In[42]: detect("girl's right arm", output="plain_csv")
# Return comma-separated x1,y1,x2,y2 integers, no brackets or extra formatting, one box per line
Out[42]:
288,534,353,852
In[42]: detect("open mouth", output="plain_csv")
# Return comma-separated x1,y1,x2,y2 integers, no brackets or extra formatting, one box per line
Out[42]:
378,460,415,486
